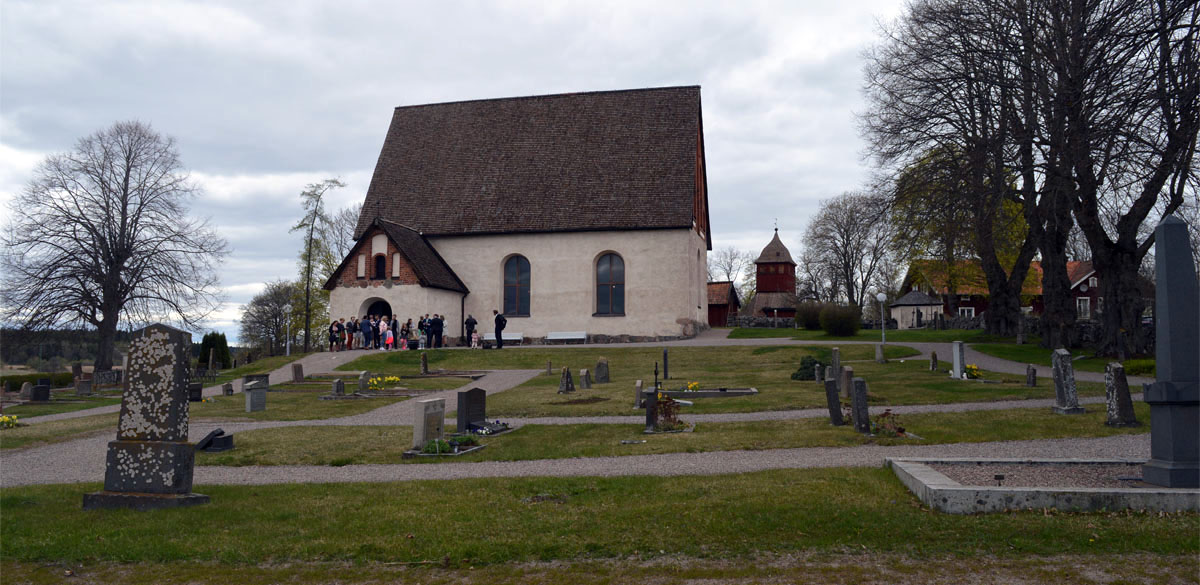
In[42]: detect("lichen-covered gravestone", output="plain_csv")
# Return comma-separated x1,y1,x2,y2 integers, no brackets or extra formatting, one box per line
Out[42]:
595,358,610,384
83,323,209,510
1104,362,1139,427
1051,349,1085,414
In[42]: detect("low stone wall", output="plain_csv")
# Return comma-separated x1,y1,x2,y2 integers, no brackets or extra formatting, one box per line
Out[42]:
731,316,795,329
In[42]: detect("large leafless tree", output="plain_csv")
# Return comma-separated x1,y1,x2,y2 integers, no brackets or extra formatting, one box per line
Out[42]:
1,121,228,371
290,179,344,352
802,192,895,309
707,246,752,284
238,280,299,356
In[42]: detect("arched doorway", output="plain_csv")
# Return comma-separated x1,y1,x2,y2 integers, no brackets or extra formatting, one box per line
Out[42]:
360,298,392,319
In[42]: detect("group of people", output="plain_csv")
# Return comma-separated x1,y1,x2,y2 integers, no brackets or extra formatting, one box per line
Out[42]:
326,309,510,352
327,313,447,352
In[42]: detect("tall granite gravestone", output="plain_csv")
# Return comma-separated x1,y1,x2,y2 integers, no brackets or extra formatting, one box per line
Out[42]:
662,349,669,380
456,388,488,433
207,348,215,372
950,341,965,379
1051,349,1085,414
1143,215,1199,488
244,381,266,412
83,323,208,510
643,387,658,432
412,398,445,450
875,344,887,364
558,367,575,393
1104,363,1139,427
633,380,644,408
243,374,270,391
19,382,31,400
929,351,938,372
814,365,823,385
823,379,844,426
420,352,429,375
580,369,592,389
1026,365,1037,387
291,363,304,383
850,378,870,434
358,372,370,393
595,358,610,383
831,347,841,378
840,366,854,399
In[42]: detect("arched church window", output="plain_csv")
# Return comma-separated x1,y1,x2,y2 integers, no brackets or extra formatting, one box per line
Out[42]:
596,253,625,315
374,255,386,279
503,255,530,316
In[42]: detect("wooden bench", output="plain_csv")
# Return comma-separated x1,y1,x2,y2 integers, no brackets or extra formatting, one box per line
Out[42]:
484,332,524,346
545,331,587,344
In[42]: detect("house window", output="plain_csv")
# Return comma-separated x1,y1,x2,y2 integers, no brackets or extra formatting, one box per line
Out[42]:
958,307,975,318
503,255,530,316
596,253,625,315
1088,276,1098,288
1076,297,1091,320
373,255,386,279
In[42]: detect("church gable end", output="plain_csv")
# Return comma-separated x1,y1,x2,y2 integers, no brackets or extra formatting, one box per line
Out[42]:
327,227,421,290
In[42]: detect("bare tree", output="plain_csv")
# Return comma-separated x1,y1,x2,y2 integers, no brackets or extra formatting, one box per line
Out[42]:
1,121,228,371
707,246,751,284
290,179,344,352
802,192,894,309
238,280,298,356
326,203,362,266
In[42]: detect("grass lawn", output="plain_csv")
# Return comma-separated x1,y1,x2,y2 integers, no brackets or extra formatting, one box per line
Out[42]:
2,390,122,416
2,469,1194,568
0,413,118,450
195,403,1150,466
728,327,1012,343
190,392,408,422
481,356,1107,418
971,343,1155,376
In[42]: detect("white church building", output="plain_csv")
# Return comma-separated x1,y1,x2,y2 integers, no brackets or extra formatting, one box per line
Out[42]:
325,86,713,343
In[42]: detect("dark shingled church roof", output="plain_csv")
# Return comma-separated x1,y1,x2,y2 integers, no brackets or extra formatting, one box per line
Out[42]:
754,229,795,264
354,86,709,243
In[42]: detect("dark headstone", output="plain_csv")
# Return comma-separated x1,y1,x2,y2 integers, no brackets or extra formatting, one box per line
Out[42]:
332,379,345,396
1016,318,1026,345
644,388,658,432
558,367,575,394
222,383,234,396
291,363,304,383
1104,362,1139,427
1143,215,1199,488
850,378,871,434
595,358,610,384
580,369,592,389
83,323,208,510
1026,364,1037,387
662,349,669,380
1051,349,1085,414
824,379,844,426
831,348,841,377
929,351,938,372
456,388,487,433
188,382,203,402
75,378,93,397
243,374,270,391
37,378,50,387
196,428,233,452
420,352,429,375
195,428,224,451
30,385,50,402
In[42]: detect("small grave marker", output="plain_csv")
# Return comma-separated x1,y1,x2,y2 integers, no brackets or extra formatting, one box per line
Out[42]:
244,381,266,412
1051,349,1085,414
595,358,610,383
291,363,304,383
580,369,592,389
222,383,234,396
546,360,552,375
1026,364,1037,387
19,382,31,400
824,379,844,426
1104,362,1139,427
558,367,575,393
643,388,658,432
929,351,938,372
188,382,203,402
840,366,854,399
412,398,445,450
814,364,823,385
633,379,644,408
850,378,870,434
30,385,50,402
358,372,370,393
420,352,429,375
332,379,345,396
75,379,93,397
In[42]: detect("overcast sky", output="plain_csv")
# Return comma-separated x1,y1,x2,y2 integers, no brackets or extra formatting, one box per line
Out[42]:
1,0,906,344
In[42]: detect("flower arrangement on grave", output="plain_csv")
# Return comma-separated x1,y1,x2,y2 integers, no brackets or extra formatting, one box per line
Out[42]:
964,364,982,380
369,375,402,391
0,414,18,429
654,392,687,432
685,381,701,392
870,409,907,437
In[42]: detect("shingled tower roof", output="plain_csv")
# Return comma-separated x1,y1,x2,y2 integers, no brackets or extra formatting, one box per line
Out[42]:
754,229,795,264
354,86,711,248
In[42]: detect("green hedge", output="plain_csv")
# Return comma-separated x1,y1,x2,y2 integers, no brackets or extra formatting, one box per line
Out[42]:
819,305,862,336
796,303,827,330
0,372,75,390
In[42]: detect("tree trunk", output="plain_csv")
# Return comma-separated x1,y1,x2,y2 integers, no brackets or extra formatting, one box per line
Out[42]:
1038,187,1077,349
1092,246,1149,358
94,315,118,372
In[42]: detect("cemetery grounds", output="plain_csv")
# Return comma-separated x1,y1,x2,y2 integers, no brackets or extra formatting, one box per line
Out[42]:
1,340,1196,584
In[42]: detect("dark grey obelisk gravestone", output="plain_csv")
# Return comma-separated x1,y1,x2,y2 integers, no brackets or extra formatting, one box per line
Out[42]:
823,379,844,426
662,349,669,380
644,388,658,432
595,358,610,384
83,323,208,510
456,388,487,433
850,378,870,434
929,351,938,372
1142,215,1199,488
950,341,965,379
1026,365,1037,387
1104,362,1139,427
1051,349,1085,414
558,367,575,393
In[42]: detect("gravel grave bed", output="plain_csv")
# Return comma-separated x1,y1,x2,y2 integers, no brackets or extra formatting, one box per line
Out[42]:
930,462,1144,489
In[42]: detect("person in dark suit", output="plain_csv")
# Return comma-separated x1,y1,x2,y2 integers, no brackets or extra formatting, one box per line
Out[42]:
493,309,507,349
464,314,477,346
430,314,444,348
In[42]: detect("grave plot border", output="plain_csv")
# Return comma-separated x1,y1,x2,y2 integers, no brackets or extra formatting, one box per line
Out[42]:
887,457,1200,514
